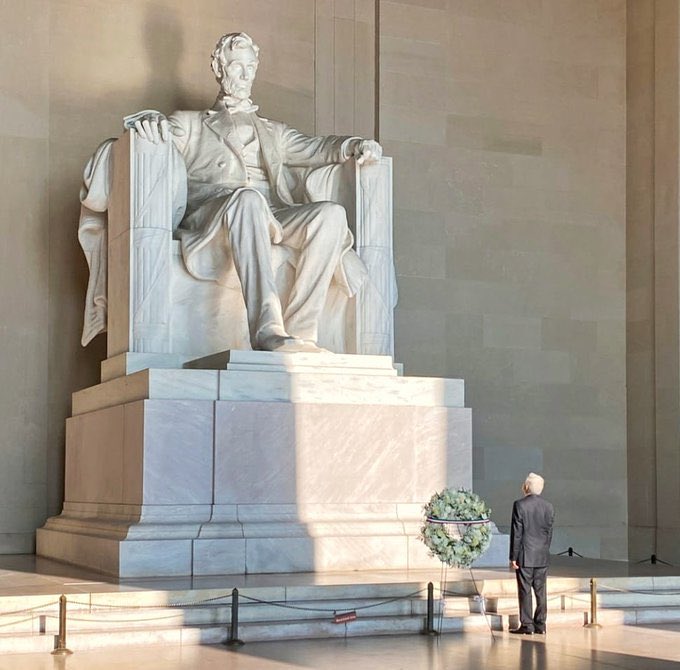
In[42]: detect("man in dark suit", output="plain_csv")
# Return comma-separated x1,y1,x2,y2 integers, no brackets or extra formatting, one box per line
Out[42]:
509,472,555,635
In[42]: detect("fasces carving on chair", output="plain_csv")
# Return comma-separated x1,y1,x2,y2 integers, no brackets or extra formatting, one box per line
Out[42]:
78,32,396,360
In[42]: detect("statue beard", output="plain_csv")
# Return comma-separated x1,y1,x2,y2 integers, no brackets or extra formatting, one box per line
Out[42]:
218,77,257,113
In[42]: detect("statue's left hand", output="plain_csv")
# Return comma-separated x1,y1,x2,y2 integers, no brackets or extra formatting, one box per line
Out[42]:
353,139,383,165
123,110,170,143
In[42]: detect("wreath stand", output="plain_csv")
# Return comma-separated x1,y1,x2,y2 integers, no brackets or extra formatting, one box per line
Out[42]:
425,518,498,640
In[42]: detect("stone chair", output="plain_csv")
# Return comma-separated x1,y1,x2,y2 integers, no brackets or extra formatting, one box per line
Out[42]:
78,131,397,380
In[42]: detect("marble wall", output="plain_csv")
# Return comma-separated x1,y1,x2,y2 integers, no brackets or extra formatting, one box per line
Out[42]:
0,1,51,553
0,0,638,562
380,0,628,559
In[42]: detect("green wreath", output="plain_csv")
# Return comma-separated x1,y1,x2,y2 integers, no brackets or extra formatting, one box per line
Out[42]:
420,487,492,568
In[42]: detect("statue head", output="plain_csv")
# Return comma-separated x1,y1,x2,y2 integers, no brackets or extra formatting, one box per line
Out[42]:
211,32,260,102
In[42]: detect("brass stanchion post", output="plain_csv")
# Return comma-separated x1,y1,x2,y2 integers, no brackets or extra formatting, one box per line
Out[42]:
583,578,602,629
421,582,439,636
225,587,245,647
51,595,73,655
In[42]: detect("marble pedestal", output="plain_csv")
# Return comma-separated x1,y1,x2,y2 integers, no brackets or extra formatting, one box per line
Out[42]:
37,352,508,577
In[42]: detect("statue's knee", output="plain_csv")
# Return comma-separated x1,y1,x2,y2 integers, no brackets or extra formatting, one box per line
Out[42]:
229,189,270,234
318,202,348,238
233,188,266,211
321,201,346,220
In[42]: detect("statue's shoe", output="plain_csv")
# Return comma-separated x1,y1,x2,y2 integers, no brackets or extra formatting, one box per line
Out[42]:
274,339,330,354
255,332,330,354
272,338,313,353
254,334,305,352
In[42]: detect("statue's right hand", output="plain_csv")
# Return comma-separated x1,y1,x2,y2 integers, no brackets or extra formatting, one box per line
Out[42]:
123,110,170,144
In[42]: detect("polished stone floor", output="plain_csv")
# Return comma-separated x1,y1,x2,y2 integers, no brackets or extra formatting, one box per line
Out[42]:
2,625,680,669
2,555,680,668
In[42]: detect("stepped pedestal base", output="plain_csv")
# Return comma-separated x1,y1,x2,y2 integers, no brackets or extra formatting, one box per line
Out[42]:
38,351,508,577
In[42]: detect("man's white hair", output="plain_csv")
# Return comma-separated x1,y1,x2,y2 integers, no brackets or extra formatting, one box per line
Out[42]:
211,32,260,80
524,472,545,495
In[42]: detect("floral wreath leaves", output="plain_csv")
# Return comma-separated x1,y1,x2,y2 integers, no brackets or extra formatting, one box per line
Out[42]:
420,487,492,568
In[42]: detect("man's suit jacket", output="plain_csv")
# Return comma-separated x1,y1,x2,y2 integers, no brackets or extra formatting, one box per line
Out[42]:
510,494,555,568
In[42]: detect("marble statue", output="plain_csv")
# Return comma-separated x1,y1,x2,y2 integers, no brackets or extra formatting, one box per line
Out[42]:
37,37,511,577
81,32,385,355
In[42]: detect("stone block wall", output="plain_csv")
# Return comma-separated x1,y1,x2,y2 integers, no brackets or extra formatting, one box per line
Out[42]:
380,0,628,559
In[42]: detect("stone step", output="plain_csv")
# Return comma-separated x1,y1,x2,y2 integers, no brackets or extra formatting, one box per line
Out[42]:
506,606,680,628
2,579,676,618
236,612,503,642
0,596,446,635
4,581,679,634
430,577,680,620
440,575,680,599
440,576,588,598
72,365,465,415
472,590,680,615
442,594,594,616
0,612,500,654
12,602,680,656
6,600,680,654
184,350,400,375
0,581,433,613
6,575,680,654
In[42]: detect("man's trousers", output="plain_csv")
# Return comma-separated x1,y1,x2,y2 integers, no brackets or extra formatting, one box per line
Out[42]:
516,565,548,631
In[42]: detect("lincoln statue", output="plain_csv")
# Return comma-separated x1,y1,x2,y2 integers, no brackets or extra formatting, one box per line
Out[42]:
125,32,383,354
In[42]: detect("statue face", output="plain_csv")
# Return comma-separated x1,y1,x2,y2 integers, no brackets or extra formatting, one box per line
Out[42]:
221,46,259,100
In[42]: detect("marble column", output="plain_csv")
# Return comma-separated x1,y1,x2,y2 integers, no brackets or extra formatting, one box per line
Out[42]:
627,0,680,564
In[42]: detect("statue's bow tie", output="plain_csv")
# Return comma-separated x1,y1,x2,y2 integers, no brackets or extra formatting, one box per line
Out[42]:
212,95,259,115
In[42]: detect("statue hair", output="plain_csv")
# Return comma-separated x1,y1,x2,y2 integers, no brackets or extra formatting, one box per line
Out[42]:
211,32,260,80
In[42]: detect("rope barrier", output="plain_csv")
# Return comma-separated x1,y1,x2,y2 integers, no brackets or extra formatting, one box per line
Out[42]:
2,582,677,621
0,601,60,617
544,593,591,606
238,588,427,613
597,584,680,596
6,572,680,654
45,612,185,624
3,577,678,619
0,588,599,635
0,615,38,629
68,592,234,610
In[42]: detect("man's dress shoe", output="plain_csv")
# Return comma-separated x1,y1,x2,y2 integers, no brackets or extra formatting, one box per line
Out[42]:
510,626,534,635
